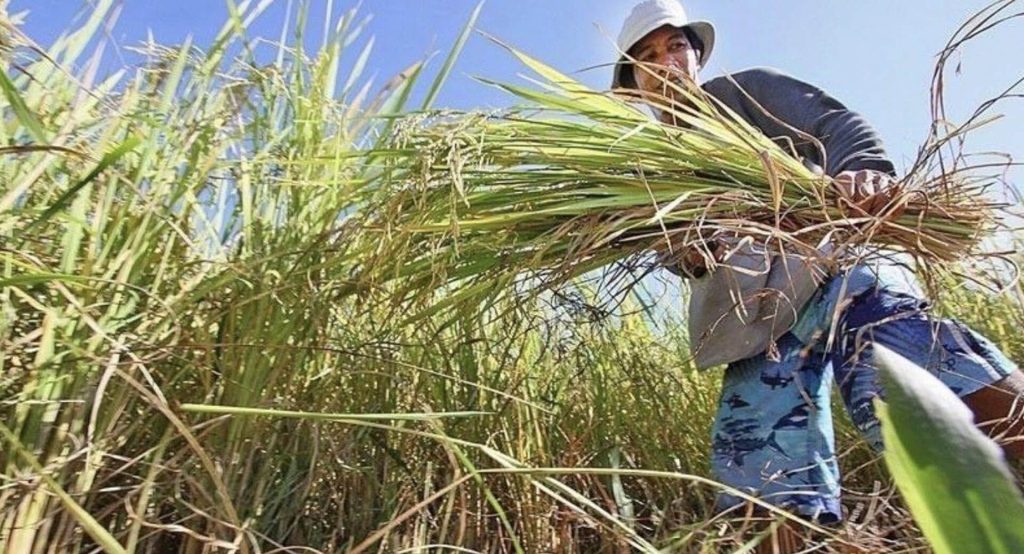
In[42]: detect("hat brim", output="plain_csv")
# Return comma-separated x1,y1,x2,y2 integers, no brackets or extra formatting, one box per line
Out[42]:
611,20,715,89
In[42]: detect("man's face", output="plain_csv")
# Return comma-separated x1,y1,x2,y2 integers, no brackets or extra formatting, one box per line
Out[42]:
629,25,701,98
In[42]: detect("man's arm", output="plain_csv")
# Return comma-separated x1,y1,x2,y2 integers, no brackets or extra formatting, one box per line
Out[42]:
703,67,896,177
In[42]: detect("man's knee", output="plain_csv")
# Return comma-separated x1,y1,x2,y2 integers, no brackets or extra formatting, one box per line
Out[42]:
963,370,1024,459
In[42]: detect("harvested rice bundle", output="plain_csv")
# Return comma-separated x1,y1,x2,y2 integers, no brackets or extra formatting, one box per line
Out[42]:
356,47,1001,316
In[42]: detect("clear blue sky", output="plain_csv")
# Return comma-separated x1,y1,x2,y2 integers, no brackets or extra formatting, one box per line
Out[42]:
13,0,1024,186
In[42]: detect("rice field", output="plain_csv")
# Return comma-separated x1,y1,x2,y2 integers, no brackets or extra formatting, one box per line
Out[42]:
1,1,1022,553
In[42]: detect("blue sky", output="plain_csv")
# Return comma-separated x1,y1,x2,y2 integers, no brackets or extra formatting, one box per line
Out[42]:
14,0,1024,186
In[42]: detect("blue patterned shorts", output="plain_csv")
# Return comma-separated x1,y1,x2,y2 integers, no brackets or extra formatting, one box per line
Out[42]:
711,280,1018,523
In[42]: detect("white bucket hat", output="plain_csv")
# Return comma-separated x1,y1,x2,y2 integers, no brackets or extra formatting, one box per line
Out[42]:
611,0,715,89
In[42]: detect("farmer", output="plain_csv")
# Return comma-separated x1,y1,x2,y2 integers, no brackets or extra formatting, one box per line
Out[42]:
612,0,1024,529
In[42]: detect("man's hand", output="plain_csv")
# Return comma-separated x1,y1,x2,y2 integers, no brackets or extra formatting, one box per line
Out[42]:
832,169,903,217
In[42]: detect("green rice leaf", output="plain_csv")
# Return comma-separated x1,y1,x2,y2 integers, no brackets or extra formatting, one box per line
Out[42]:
420,1,484,110
26,135,142,233
875,345,1024,554
179,404,492,421
0,70,49,143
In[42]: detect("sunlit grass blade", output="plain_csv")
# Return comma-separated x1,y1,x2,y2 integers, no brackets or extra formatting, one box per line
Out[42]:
419,1,484,110
0,71,49,143
179,404,492,421
25,135,141,233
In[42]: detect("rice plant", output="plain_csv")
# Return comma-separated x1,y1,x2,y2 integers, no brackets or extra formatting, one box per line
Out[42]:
0,0,457,550
0,1,1021,553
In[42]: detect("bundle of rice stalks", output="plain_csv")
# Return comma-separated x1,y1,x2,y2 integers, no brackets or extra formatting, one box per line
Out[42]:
355,46,1002,318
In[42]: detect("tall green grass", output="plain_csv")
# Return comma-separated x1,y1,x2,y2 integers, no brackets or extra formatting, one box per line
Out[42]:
1,2,1021,553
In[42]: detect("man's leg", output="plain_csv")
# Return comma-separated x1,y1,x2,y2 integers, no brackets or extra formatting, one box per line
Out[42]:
832,287,1023,458
963,370,1024,458
711,333,842,523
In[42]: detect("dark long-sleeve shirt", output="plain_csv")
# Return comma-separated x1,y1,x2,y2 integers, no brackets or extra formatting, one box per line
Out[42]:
702,67,896,177
685,68,900,369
